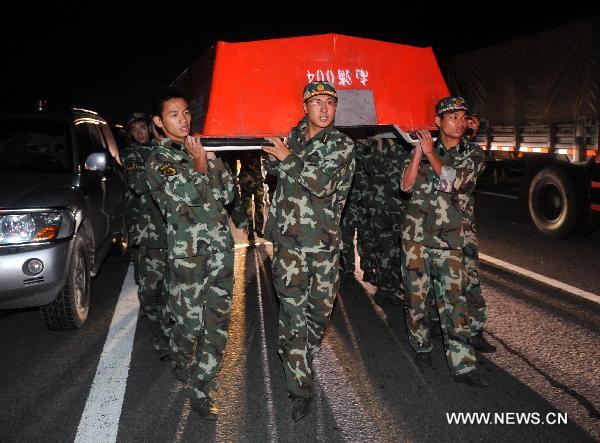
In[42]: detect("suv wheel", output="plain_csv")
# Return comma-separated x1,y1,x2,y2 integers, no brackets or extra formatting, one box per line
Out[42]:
40,233,91,330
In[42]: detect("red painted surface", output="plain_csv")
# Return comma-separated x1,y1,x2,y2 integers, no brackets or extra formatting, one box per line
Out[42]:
202,34,449,137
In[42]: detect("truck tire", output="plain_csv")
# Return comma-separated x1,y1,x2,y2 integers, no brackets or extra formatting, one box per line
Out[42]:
528,167,579,238
40,233,91,330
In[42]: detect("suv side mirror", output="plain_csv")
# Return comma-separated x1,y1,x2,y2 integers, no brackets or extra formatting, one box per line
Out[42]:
84,152,110,172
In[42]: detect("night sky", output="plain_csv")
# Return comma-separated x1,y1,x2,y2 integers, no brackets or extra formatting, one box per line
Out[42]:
2,4,597,124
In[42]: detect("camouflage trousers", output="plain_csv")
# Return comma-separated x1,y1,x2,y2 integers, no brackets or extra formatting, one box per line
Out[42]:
138,246,170,355
371,209,404,299
167,251,234,401
272,247,340,398
340,205,374,274
464,239,487,334
401,239,476,375
426,241,487,334
241,185,266,233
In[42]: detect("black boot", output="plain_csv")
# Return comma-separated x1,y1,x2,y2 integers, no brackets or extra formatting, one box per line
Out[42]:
190,398,219,420
472,332,497,353
414,352,433,369
453,370,490,388
291,396,312,422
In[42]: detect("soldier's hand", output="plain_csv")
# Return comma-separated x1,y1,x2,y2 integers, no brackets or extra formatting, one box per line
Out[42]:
187,136,208,173
186,136,205,158
416,130,434,155
263,137,291,162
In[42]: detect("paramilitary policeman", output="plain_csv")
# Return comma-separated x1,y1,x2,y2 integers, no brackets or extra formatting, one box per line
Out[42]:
400,97,489,387
238,150,266,241
339,139,376,280
262,81,355,421
123,113,152,284
146,87,235,420
363,137,411,305
122,113,171,359
463,113,496,352
360,139,380,285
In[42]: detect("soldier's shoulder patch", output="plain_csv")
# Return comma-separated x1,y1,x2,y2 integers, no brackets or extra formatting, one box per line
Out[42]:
157,162,177,177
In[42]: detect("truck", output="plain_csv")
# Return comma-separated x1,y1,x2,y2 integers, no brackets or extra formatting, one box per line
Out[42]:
444,16,600,237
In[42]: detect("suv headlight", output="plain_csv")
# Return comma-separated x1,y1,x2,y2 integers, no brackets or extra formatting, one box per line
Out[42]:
0,210,75,246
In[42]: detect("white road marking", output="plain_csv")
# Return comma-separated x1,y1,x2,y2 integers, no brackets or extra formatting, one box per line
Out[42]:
480,253,600,304
75,265,139,443
476,190,519,200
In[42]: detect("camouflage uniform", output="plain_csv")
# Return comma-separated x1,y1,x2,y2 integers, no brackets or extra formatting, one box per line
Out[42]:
400,137,485,375
217,152,248,230
463,195,487,334
146,138,235,402
122,143,170,355
361,140,381,282
123,145,143,284
238,151,266,235
340,140,376,276
364,138,410,304
264,116,355,398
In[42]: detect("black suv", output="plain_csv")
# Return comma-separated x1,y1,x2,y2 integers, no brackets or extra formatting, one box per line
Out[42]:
0,107,127,330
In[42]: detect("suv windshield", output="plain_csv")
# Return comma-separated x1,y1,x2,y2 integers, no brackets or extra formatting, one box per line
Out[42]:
0,116,73,173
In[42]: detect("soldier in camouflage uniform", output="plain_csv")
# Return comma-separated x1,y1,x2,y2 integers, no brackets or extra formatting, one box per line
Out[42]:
238,150,266,241
400,97,489,387
463,113,495,352
217,152,249,231
146,88,235,420
339,140,376,278
123,113,152,284
262,81,355,422
360,140,380,285
122,113,171,358
364,138,411,305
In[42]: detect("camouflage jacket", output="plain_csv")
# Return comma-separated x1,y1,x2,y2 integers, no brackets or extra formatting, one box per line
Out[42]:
363,138,411,212
145,138,234,259
400,138,485,249
122,143,167,248
263,116,355,252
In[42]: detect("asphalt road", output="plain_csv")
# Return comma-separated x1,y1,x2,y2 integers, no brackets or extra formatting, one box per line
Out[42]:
1,193,599,442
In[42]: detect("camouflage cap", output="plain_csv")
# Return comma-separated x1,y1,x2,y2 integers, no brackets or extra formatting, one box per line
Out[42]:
303,81,338,101
126,112,149,128
435,97,469,115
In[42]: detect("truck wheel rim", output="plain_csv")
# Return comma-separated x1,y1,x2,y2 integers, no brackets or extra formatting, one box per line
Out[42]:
537,183,563,222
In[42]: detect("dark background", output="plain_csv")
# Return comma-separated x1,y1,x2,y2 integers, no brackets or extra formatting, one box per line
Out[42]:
2,3,597,124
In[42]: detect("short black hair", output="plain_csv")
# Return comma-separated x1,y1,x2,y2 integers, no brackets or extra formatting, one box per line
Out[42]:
150,87,187,118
